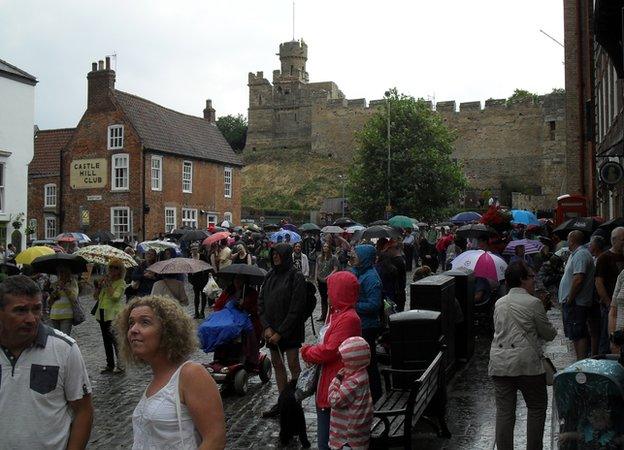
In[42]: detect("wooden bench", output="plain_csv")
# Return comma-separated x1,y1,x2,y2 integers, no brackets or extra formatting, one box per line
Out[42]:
370,351,451,449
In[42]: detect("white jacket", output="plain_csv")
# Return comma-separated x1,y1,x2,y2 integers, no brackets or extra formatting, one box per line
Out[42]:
488,287,557,377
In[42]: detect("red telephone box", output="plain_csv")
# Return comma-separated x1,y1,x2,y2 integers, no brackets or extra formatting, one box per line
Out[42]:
555,194,588,225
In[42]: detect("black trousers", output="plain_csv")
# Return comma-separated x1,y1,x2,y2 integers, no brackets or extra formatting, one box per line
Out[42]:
362,327,383,403
404,244,414,271
318,280,328,320
193,287,207,315
99,310,119,368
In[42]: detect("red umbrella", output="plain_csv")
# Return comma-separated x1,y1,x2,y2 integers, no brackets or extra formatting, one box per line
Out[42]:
203,231,230,246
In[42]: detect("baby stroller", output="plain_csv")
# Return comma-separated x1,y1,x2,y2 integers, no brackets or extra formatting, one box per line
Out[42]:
554,356,624,449
198,265,272,395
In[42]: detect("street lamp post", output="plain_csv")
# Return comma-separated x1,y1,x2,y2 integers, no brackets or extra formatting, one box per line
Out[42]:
338,174,346,217
385,91,391,219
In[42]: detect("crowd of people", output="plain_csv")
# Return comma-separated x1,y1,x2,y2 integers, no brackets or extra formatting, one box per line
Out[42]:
3,216,624,449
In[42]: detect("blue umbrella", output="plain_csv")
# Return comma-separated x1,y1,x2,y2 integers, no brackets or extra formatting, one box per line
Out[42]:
450,211,482,225
269,229,302,244
510,210,540,226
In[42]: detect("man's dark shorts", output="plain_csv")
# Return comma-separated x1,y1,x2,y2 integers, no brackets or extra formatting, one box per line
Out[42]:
562,302,590,341
267,340,302,352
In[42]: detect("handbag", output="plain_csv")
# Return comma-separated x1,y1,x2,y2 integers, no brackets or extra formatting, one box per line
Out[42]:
508,310,557,385
295,363,320,401
71,299,86,326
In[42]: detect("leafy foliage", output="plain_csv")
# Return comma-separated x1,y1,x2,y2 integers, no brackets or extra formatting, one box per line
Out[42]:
216,114,247,153
347,89,467,223
506,89,539,104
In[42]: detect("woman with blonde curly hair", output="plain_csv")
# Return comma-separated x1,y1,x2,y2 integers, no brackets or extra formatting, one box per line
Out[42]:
116,295,226,449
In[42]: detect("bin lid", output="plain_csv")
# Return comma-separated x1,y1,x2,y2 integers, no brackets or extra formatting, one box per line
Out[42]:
443,268,474,278
390,309,441,323
412,274,454,287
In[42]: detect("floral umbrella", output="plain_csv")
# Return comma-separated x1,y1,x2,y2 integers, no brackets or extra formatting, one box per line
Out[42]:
73,245,138,268
148,257,211,274
137,240,180,254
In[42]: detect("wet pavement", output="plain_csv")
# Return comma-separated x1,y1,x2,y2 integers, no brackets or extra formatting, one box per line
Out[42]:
67,282,575,449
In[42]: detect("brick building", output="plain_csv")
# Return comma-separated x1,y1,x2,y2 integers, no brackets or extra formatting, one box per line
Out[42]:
28,128,74,240
45,57,242,241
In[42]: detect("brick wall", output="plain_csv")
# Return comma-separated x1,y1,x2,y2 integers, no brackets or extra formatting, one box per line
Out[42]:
27,175,60,240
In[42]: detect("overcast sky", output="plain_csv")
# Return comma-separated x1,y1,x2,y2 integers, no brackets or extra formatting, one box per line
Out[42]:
1,0,565,130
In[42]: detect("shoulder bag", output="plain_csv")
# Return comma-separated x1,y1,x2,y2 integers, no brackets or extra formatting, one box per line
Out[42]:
508,310,556,385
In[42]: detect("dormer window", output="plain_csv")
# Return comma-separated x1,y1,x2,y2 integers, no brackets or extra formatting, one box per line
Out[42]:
108,125,124,150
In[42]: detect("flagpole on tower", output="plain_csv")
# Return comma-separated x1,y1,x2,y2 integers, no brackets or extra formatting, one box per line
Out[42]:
292,1,295,40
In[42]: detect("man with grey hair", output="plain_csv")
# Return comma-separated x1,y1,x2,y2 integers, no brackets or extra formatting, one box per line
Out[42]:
558,230,596,360
0,275,93,449
596,227,624,354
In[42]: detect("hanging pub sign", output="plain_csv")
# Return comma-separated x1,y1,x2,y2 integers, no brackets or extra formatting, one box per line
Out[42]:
599,161,624,185
70,159,107,189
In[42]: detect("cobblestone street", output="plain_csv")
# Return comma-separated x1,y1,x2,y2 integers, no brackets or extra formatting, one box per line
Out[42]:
70,283,574,449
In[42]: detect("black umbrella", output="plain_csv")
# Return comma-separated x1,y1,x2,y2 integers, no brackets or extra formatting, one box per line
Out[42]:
215,264,267,286
179,229,210,243
165,227,190,238
263,223,280,231
456,223,497,240
0,263,20,276
553,217,601,239
361,225,401,241
369,220,389,226
32,254,88,275
89,230,115,243
596,217,624,236
333,217,357,227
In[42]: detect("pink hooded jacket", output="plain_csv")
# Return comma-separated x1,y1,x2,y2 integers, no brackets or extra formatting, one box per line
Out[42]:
327,336,373,450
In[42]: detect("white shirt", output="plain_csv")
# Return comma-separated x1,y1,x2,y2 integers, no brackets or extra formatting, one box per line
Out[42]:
0,324,92,449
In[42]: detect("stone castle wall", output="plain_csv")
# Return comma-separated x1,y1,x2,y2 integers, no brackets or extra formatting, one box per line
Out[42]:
246,41,568,212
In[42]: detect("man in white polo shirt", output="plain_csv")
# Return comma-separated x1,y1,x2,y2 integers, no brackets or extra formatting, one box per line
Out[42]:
0,275,93,449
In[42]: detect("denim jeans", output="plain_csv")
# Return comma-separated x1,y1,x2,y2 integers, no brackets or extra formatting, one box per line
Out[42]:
317,407,331,450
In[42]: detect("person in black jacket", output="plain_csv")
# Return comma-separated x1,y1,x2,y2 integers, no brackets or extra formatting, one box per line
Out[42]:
258,242,307,418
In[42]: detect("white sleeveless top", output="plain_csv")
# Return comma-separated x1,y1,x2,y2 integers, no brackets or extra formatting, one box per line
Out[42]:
132,361,201,449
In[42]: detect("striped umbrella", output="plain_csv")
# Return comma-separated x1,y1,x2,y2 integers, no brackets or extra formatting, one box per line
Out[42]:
451,250,507,281
503,239,544,256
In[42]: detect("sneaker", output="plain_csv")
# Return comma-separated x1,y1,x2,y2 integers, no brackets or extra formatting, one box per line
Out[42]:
262,403,280,418
113,366,125,374
100,366,114,374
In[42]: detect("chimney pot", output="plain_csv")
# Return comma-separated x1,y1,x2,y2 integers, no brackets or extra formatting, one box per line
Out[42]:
98,60,104,70
206,99,212,108
92,62,97,71
105,56,111,70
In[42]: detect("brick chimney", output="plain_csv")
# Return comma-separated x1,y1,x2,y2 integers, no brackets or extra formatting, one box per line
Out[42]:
87,56,116,111
203,99,216,123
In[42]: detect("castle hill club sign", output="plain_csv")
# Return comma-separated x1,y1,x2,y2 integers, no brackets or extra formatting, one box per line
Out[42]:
70,159,107,189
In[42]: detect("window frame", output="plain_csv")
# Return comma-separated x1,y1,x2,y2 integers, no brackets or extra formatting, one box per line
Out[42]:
151,155,163,191
110,206,131,239
44,183,57,208
0,162,5,212
107,124,124,150
224,166,232,198
111,153,130,191
207,213,218,228
223,211,233,224
181,208,198,229
165,207,177,233
44,215,57,240
182,161,193,193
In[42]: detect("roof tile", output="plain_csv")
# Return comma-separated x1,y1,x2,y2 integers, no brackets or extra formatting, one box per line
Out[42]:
30,128,75,176
114,90,243,166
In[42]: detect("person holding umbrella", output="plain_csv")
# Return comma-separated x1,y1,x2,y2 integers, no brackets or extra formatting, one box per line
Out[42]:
95,258,127,373
49,266,79,336
189,243,210,319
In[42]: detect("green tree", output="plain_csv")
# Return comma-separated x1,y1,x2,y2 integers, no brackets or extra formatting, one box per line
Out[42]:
216,114,247,152
347,89,467,223
507,88,539,104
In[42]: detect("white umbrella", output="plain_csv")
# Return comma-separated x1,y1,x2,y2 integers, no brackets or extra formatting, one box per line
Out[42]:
321,225,344,234
451,250,507,281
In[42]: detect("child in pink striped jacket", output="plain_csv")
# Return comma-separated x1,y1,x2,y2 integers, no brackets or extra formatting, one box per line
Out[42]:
327,336,373,450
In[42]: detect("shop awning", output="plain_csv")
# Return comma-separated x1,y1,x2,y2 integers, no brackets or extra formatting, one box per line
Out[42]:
594,0,624,78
